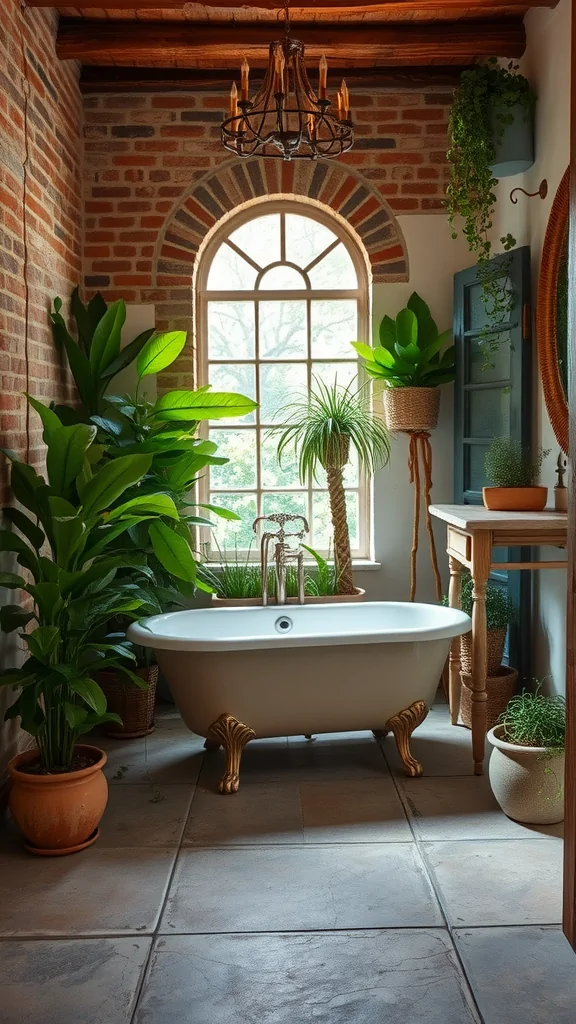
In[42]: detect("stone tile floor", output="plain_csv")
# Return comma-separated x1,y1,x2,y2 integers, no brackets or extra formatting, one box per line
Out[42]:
0,700,574,1023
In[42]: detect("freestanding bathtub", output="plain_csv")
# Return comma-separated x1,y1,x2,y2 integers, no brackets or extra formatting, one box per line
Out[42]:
129,601,470,793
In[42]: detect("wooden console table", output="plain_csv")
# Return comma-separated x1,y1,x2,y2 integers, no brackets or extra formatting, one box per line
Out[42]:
430,505,567,775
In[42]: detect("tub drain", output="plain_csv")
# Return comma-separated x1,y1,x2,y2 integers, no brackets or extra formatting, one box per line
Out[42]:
274,615,293,634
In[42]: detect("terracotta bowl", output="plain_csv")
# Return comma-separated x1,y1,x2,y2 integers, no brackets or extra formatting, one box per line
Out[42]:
482,486,548,512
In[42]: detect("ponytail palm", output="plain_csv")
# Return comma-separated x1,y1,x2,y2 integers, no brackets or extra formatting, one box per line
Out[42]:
275,380,390,595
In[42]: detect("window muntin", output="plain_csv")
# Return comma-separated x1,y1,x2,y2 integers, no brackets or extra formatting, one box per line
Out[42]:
198,204,369,558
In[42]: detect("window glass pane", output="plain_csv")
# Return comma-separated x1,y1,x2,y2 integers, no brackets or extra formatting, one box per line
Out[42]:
208,364,256,425
262,491,309,524
208,301,255,360
467,276,513,331
261,431,302,489
259,265,306,290
208,493,258,551
468,388,510,439
285,213,338,269
313,448,359,488
467,444,489,492
312,491,359,550
312,361,358,390
207,243,256,291
228,214,280,267
259,362,307,425
311,299,357,357
468,333,511,384
259,300,307,360
308,243,357,289
209,429,257,489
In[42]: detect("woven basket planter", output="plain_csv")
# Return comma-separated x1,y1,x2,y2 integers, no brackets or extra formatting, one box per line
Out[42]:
97,664,159,739
383,387,440,432
460,626,507,677
460,664,518,732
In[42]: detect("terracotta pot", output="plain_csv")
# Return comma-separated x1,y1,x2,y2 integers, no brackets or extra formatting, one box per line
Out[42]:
383,387,440,432
487,724,564,825
213,588,366,607
8,744,108,856
482,486,548,512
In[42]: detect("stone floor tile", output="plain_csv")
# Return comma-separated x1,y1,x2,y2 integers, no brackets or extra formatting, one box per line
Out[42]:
0,937,151,1024
0,842,176,936
183,783,304,845
99,785,194,847
399,775,563,841
135,930,479,1024
99,731,204,786
423,839,563,927
454,926,576,1024
160,844,442,933
299,777,412,843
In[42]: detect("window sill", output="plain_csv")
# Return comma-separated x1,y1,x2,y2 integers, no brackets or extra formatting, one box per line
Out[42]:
203,560,381,572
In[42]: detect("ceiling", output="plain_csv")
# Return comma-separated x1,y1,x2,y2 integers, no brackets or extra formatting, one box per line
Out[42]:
36,1,559,88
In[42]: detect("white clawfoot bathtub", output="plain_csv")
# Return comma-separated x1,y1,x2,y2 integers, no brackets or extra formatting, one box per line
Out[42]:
129,601,470,792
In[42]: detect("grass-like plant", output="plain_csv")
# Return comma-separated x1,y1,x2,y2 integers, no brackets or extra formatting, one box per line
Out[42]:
498,687,565,750
200,542,340,599
274,379,390,595
443,573,517,630
485,436,550,488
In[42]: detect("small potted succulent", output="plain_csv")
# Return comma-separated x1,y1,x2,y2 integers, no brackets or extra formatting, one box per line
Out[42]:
274,379,390,596
483,436,550,511
487,687,565,825
353,292,455,433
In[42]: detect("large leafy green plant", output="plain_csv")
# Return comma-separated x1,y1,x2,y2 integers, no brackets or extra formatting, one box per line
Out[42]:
352,293,455,388
0,407,184,772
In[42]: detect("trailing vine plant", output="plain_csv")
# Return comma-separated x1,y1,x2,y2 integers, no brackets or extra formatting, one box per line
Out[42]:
446,59,535,367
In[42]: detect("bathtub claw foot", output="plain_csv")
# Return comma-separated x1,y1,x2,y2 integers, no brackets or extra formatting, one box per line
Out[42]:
207,714,256,795
385,701,428,778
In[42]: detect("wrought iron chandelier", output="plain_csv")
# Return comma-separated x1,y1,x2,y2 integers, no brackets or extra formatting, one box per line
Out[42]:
221,2,354,161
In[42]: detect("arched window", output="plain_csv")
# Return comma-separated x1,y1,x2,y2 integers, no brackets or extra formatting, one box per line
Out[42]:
197,199,370,558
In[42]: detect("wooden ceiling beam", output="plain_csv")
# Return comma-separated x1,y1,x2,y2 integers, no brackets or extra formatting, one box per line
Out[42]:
80,64,465,91
43,1,558,10
57,18,526,66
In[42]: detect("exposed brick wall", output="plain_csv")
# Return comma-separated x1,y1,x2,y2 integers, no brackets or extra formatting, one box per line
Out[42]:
0,1,82,494
0,1,83,771
83,85,451,388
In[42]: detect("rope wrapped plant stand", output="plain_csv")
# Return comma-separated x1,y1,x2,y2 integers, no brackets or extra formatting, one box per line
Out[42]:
406,430,442,603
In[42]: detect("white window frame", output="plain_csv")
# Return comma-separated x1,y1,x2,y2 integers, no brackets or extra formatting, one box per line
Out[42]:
195,198,372,561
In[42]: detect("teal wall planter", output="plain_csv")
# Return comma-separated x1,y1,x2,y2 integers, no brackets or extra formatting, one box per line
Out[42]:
489,103,535,178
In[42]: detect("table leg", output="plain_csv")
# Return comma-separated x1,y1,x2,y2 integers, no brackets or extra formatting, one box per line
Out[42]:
470,532,491,776
448,555,463,726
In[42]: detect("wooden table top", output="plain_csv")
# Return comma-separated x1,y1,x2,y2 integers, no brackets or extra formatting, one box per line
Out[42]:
429,504,568,533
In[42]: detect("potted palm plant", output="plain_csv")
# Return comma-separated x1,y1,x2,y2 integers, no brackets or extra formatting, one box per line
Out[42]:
483,436,550,511
274,379,390,596
488,687,565,825
50,291,256,735
353,292,455,433
0,406,175,854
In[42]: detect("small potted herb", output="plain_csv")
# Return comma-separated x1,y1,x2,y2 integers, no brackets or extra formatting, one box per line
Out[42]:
483,436,550,511
353,292,454,433
487,687,565,824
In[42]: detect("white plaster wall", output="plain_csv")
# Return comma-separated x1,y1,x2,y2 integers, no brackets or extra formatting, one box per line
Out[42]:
491,0,570,693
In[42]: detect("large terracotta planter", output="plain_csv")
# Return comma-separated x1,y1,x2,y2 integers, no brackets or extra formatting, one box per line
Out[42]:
487,725,564,825
482,486,548,512
8,744,108,856
383,387,440,432
213,589,365,607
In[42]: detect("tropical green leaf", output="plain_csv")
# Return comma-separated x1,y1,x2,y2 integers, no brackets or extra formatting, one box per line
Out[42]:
372,346,395,368
154,389,258,422
197,503,241,521
23,626,60,663
406,291,439,348
0,572,26,589
46,424,97,499
0,605,35,633
69,676,107,715
149,521,197,583
106,493,179,522
64,703,89,729
100,328,156,381
27,583,63,622
89,299,126,375
379,315,397,351
395,308,418,350
26,395,62,444
9,462,44,517
137,330,186,379
350,342,375,362
80,454,152,518
2,507,45,551
50,309,95,411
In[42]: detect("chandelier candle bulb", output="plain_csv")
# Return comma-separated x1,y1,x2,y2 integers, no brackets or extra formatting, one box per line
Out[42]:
241,57,250,101
319,54,327,100
341,79,349,119
230,81,239,118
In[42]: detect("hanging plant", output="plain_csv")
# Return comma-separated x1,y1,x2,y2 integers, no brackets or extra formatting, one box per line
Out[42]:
446,59,535,366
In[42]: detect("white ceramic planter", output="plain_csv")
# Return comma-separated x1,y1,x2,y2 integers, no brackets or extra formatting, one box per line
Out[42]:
487,725,564,825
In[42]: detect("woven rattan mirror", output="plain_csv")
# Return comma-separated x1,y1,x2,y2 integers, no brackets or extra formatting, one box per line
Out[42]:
537,168,569,453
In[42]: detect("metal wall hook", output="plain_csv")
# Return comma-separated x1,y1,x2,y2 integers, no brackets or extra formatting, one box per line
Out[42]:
510,179,548,204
